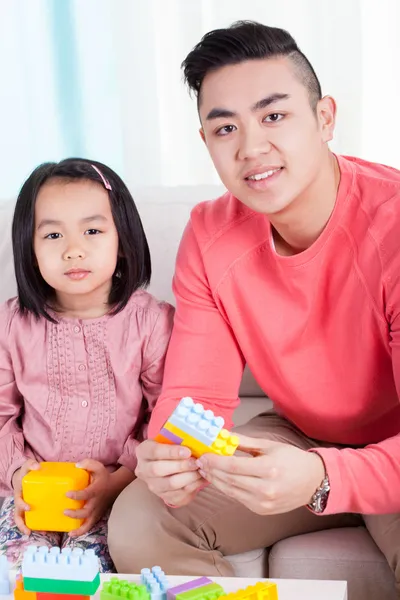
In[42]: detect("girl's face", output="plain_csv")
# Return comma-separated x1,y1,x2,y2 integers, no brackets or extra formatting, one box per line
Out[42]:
33,179,119,308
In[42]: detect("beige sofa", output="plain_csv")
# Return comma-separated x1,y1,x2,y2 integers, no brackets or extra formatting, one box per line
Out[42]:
0,187,396,600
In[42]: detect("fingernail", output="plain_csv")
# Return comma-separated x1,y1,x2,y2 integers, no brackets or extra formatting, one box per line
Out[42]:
199,470,207,479
179,448,190,458
75,463,82,468
196,458,205,468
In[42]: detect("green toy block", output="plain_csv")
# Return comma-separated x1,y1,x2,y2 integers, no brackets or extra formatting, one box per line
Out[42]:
176,583,225,600
100,578,149,600
23,573,100,595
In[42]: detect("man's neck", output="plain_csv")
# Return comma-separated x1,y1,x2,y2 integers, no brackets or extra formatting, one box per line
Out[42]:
270,152,341,256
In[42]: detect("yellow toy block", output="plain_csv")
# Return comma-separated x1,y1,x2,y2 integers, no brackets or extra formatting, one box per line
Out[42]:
162,422,239,458
22,462,90,532
220,582,278,600
211,429,239,456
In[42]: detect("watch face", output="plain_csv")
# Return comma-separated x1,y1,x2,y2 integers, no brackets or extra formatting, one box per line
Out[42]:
319,492,328,512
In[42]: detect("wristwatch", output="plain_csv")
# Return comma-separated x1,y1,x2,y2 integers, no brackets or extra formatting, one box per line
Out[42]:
307,475,330,513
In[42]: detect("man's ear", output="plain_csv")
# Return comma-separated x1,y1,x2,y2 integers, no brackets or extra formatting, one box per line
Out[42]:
318,95,337,143
199,128,206,144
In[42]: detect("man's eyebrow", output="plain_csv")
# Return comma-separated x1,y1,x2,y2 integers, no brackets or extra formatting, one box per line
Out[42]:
205,93,290,121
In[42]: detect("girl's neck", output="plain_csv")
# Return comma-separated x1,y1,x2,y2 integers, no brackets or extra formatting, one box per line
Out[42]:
53,281,112,320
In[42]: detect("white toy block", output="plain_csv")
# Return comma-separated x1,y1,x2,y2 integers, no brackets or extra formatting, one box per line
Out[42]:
22,545,99,581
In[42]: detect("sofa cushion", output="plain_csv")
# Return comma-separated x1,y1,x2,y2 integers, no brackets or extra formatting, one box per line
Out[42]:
269,527,397,600
226,547,268,578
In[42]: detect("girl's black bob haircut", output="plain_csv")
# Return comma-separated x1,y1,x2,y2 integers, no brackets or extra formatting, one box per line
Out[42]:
12,157,151,322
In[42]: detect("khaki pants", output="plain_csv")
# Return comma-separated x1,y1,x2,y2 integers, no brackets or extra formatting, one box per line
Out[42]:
108,412,400,592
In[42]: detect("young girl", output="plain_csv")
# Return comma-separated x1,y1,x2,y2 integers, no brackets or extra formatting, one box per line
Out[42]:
0,158,174,571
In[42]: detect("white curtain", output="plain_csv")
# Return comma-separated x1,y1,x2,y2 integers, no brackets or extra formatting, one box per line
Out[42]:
0,0,399,199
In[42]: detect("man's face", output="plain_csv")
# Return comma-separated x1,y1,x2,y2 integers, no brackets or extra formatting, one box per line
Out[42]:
199,57,335,215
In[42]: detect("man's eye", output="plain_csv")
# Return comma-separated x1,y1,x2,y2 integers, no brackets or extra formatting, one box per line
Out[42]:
216,125,237,136
264,113,284,123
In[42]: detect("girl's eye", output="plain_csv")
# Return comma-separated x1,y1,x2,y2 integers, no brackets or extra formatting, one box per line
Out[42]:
85,229,101,235
215,125,237,136
44,233,62,240
264,113,284,123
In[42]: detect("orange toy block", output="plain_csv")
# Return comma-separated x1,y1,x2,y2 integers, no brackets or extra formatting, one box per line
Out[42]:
220,582,278,600
14,574,37,600
22,462,90,532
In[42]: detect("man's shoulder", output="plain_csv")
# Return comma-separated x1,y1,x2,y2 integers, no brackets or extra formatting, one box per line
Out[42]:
189,190,254,251
341,154,400,196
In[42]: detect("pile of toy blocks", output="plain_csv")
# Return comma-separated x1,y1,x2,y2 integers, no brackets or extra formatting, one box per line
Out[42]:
14,545,100,600
166,577,278,600
100,574,278,600
101,567,169,600
155,397,240,458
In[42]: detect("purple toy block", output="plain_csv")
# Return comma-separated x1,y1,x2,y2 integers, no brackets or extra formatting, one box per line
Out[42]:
167,578,213,600
159,428,183,444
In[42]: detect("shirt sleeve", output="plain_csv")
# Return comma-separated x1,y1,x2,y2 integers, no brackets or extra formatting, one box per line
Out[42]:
117,302,174,471
0,306,35,494
148,220,245,438
313,200,400,515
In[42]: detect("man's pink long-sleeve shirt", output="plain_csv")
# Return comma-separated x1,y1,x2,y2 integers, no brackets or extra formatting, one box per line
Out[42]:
149,155,400,515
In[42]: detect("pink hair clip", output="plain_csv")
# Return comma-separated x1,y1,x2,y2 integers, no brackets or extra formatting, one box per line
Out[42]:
91,164,112,191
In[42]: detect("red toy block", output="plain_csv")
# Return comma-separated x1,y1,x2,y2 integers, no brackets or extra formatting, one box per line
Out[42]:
37,594,89,600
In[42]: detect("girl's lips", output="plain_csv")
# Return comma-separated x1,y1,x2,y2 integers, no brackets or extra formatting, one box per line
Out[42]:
64,270,91,280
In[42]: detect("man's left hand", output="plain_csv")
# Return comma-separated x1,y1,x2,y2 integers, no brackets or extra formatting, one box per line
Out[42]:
196,434,326,515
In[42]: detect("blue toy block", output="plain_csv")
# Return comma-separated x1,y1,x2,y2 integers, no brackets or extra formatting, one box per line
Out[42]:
141,567,169,600
0,555,10,595
167,397,224,446
22,546,99,582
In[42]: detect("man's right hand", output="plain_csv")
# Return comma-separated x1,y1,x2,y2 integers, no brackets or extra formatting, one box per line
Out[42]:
135,440,204,507
12,459,40,535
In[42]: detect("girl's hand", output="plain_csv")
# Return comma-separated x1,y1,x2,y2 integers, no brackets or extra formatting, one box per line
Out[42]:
12,459,40,535
65,459,114,537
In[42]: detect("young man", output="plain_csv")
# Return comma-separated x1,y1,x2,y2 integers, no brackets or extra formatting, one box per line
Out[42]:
108,21,400,587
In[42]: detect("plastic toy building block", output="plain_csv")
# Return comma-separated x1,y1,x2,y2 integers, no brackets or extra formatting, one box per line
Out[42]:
159,428,183,445
175,583,225,600
167,398,225,446
210,429,239,457
14,574,37,600
141,567,169,600
22,462,89,532
37,594,89,600
159,421,238,459
22,546,99,581
14,577,90,600
100,578,149,600
0,554,10,595
23,575,100,595
219,582,278,600
155,398,238,458
167,578,213,600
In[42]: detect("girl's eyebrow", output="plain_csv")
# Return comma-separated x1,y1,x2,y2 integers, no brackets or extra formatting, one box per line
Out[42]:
37,218,62,230
37,214,108,230
80,214,108,224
